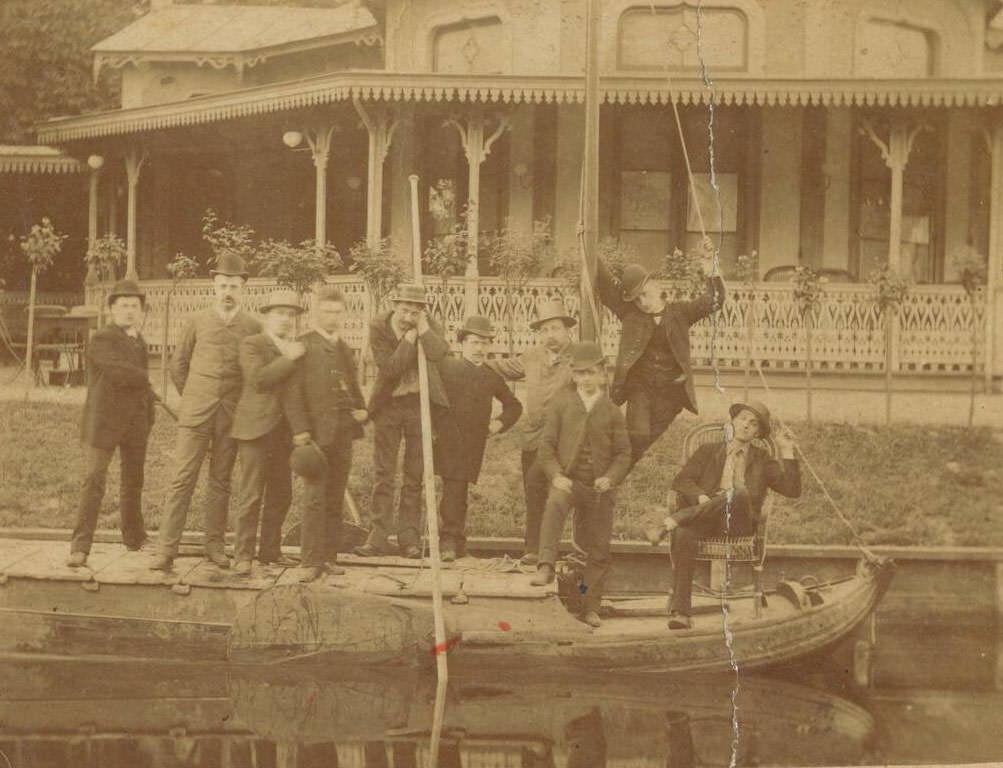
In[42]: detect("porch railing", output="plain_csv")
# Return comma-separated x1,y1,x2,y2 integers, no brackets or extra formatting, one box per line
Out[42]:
126,276,986,376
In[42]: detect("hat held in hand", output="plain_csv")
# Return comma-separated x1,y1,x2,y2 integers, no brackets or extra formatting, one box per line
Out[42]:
290,440,327,479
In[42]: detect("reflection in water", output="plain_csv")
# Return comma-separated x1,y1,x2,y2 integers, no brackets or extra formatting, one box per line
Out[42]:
0,659,1001,767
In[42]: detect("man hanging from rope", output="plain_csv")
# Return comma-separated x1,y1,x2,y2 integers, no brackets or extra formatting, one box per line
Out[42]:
595,240,723,465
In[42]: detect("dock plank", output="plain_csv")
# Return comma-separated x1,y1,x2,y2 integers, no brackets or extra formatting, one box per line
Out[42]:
0,540,43,572
4,542,126,583
93,551,204,586
181,560,283,591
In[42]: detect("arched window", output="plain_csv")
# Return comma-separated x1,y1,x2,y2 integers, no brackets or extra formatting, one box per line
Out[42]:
432,16,506,74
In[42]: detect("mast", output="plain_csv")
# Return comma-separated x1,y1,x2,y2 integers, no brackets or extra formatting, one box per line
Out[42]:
580,0,601,343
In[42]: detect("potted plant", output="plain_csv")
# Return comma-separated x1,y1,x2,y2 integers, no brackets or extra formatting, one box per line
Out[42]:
950,245,988,429
84,233,126,327
792,264,823,424
19,217,67,391
487,217,554,354
735,251,759,400
348,237,411,381
868,264,910,425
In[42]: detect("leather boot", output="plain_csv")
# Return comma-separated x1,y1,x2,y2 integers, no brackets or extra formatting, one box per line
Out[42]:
530,563,555,586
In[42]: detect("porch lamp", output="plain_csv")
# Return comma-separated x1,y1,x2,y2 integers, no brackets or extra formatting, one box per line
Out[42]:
86,154,104,170
282,130,303,149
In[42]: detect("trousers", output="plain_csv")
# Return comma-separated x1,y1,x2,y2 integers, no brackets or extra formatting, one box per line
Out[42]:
538,479,614,614
233,424,292,562
520,449,550,556
669,488,756,615
439,478,469,554
301,435,353,567
369,396,423,550
158,409,237,557
71,442,148,554
624,377,687,464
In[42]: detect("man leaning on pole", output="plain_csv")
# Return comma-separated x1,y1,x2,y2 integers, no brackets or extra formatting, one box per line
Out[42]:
151,254,260,571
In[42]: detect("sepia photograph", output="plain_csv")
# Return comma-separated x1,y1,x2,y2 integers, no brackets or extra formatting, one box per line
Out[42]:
1,0,1002,766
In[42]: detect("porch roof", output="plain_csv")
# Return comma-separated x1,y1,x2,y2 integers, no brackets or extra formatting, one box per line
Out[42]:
36,71,1003,144
0,145,83,174
92,4,380,75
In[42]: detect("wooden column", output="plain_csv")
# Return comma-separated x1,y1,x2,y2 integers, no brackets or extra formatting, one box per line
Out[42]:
986,123,1003,388
444,108,510,277
124,147,148,281
353,97,399,249
85,157,103,285
304,124,337,248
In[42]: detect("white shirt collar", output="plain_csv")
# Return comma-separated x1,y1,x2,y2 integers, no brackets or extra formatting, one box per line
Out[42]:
216,306,238,323
577,388,602,413
315,328,340,344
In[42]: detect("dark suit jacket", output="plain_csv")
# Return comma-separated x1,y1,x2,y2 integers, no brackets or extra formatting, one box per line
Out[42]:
434,357,523,482
596,258,724,413
231,333,297,441
537,388,631,488
283,331,366,447
80,324,154,449
367,310,449,417
672,442,802,518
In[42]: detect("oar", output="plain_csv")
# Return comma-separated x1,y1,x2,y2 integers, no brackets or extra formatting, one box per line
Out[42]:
408,173,448,767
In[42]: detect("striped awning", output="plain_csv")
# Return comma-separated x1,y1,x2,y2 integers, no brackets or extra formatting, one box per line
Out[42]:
0,145,83,173
36,71,1003,144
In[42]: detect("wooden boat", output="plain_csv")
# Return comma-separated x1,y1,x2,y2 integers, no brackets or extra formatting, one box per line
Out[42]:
0,536,893,673
0,658,879,767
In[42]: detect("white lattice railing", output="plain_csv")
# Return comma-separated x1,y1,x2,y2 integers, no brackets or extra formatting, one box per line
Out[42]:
125,277,986,375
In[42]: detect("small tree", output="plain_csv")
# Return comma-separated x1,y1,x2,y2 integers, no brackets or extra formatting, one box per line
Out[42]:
423,208,471,320
161,251,199,396
84,233,126,326
868,265,911,425
735,251,759,399
951,245,988,429
792,265,823,424
349,237,410,313
254,239,341,296
554,236,636,290
201,209,256,268
19,217,67,390
487,218,555,354
662,246,706,300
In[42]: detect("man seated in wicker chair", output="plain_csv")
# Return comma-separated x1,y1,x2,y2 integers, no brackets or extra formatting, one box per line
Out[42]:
648,400,801,630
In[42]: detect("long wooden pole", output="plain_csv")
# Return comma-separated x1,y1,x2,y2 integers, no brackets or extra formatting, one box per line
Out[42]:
580,0,601,343
408,173,448,765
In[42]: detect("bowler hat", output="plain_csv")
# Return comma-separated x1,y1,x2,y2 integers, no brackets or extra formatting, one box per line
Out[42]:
392,283,429,305
569,341,606,371
728,400,772,438
259,289,304,314
620,263,652,302
290,440,327,480
106,279,145,307
457,315,495,341
529,296,577,330
210,253,250,279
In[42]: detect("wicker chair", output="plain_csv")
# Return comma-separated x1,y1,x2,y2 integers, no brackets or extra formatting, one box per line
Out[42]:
677,422,777,617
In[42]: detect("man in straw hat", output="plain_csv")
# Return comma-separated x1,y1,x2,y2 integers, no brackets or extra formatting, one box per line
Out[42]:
433,315,522,561
530,342,631,629
355,283,449,559
490,296,577,565
151,254,260,571
595,245,723,465
68,279,155,567
655,400,800,630
284,286,368,582
229,289,305,575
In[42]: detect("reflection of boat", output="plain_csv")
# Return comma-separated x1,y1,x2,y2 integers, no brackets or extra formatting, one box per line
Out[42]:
0,659,878,768
0,537,892,673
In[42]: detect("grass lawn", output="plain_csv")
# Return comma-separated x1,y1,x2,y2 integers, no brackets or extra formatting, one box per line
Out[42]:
1,393,1001,547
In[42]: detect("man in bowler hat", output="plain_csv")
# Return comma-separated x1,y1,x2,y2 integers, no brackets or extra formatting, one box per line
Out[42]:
658,400,800,629
434,315,522,561
230,289,305,574
490,296,577,565
531,342,631,628
68,280,155,567
355,283,449,559
284,286,368,582
596,247,723,464
151,254,261,571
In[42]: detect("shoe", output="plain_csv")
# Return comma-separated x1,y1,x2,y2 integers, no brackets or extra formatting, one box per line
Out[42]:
324,561,346,575
66,551,87,568
440,547,456,563
234,560,252,575
402,545,422,559
582,611,601,628
519,552,539,566
149,554,174,571
668,612,692,630
353,542,393,558
530,563,555,586
205,549,230,569
298,566,325,583
644,524,669,545
259,554,298,567
126,537,150,552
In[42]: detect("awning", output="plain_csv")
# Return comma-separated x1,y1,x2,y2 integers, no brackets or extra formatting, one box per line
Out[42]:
92,3,380,76
0,145,83,174
36,71,1003,144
